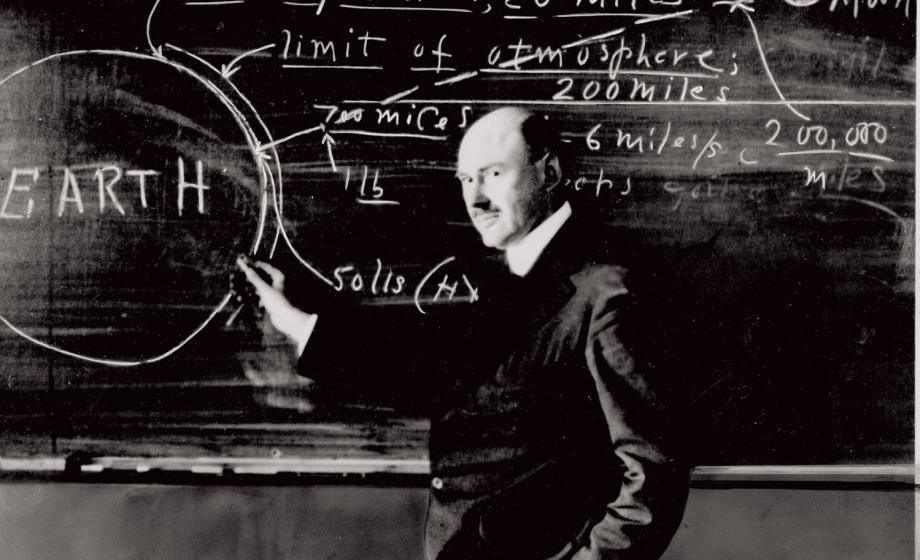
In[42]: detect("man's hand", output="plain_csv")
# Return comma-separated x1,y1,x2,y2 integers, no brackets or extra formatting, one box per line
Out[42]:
236,256,318,356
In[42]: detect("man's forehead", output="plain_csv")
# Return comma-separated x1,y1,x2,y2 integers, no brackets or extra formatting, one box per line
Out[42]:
457,109,530,168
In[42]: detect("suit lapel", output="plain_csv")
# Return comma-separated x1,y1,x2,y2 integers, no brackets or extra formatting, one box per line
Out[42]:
453,216,594,391
502,217,588,340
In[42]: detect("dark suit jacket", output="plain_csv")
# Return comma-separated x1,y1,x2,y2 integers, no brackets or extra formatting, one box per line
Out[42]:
300,215,689,560
424,217,689,560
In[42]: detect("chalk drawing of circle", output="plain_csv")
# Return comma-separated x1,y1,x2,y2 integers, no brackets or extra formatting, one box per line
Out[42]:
0,50,276,364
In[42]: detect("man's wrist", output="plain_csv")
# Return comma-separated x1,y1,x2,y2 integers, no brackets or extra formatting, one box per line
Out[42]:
293,312,318,357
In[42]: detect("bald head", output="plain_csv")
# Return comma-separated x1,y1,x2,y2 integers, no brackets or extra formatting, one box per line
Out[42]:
458,107,532,164
455,107,563,250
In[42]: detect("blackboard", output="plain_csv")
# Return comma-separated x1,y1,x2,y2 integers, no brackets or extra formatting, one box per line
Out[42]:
0,0,912,467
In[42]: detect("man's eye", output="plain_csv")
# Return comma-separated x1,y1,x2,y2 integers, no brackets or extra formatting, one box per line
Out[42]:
489,169,502,178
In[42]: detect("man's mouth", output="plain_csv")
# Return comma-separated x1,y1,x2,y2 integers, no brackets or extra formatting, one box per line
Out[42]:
475,212,499,228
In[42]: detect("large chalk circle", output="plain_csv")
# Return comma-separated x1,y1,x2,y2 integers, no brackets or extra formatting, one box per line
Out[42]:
0,50,268,363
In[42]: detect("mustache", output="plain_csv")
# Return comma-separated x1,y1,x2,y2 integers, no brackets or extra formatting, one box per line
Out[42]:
469,201,498,215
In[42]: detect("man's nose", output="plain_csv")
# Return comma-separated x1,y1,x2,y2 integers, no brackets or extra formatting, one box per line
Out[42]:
470,195,492,211
463,179,488,206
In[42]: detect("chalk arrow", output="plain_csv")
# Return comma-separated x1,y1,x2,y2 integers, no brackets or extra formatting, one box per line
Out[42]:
321,133,337,172
256,124,326,153
147,0,165,58
221,43,276,80
712,0,755,13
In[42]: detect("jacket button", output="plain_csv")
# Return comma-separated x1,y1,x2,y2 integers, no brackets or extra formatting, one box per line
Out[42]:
431,477,444,490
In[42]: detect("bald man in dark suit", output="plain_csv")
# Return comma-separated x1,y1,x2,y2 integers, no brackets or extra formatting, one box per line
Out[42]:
240,107,688,560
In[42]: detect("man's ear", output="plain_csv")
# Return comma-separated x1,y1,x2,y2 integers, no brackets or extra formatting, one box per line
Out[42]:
542,153,562,188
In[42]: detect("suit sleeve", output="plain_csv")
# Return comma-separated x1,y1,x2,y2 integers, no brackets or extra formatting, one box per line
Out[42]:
572,277,689,560
295,304,443,412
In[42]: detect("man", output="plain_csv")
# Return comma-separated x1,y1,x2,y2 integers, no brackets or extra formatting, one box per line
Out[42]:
239,106,688,559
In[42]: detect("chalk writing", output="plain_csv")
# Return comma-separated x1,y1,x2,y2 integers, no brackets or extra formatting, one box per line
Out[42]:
280,28,387,64
663,178,767,211
177,158,211,216
414,257,479,315
0,168,38,219
331,257,479,315
801,161,887,193
333,259,407,294
0,0,911,367
0,159,213,220
317,103,474,134
783,0,913,19
764,119,889,151
587,122,722,157
565,170,633,197
342,166,397,205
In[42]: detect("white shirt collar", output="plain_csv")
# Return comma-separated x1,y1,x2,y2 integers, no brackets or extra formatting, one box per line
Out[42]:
506,201,573,277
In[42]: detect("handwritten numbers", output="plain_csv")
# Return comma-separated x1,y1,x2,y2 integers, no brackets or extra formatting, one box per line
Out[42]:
586,124,602,152
845,122,887,146
764,119,782,146
553,78,575,101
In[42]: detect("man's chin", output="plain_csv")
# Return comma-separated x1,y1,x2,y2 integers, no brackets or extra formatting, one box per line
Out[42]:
478,233,505,250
